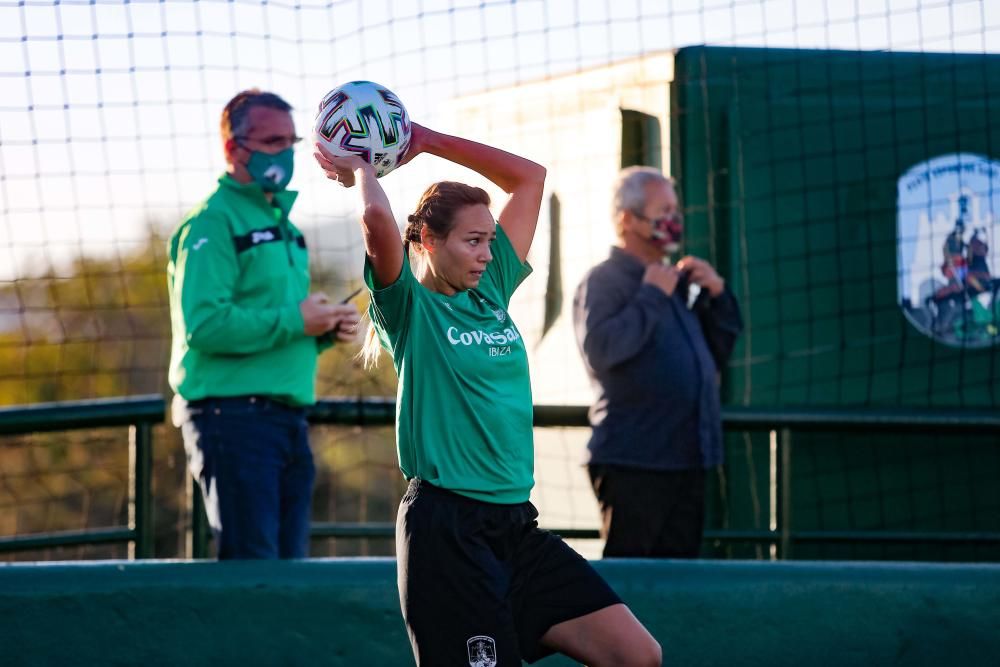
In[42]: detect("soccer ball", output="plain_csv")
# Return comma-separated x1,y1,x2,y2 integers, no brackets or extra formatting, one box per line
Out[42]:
313,81,412,178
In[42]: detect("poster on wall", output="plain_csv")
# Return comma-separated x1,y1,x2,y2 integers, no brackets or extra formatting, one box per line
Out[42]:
897,153,1000,348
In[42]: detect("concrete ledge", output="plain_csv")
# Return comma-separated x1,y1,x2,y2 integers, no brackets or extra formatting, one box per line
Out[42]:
2,559,998,666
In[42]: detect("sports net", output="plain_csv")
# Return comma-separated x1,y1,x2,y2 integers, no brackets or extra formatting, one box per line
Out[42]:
1,0,998,561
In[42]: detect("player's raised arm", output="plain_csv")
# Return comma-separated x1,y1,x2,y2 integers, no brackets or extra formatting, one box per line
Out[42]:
313,144,403,288
406,123,546,263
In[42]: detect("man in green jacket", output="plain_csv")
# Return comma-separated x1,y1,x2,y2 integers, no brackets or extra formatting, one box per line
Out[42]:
167,89,360,559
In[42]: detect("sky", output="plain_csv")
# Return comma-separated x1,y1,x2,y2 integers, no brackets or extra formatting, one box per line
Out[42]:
0,0,998,279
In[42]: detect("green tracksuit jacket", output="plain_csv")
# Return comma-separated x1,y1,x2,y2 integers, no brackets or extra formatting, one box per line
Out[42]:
167,174,322,406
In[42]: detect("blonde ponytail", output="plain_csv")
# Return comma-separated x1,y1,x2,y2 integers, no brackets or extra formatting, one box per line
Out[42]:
357,317,382,369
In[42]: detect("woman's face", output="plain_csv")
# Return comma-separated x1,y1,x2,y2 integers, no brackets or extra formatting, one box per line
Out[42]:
424,203,496,295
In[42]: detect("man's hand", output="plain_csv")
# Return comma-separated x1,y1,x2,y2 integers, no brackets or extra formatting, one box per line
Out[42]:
642,262,681,296
300,292,346,336
327,303,361,342
676,256,725,297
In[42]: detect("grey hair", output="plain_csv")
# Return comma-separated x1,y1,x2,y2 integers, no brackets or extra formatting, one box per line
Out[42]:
612,166,673,218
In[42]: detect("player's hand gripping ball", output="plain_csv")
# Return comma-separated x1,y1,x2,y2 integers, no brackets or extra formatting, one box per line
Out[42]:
313,81,412,178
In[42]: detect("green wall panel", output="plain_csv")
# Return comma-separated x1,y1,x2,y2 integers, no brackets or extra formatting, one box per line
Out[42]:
671,47,1000,560
672,46,1000,408
2,559,999,667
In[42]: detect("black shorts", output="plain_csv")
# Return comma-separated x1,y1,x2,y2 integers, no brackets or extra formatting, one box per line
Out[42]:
396,478,621,666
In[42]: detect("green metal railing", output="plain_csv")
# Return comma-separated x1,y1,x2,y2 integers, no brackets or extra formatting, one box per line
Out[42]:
0,395,165,558
3,396,999,558
302,401,1000,557
715,406,1000,557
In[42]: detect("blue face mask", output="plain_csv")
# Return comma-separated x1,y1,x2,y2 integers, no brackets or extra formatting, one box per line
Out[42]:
244,147,294,192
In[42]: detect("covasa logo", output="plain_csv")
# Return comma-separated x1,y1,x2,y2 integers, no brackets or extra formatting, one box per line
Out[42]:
466,635,497,667
897,153,999,347
446,326,520,346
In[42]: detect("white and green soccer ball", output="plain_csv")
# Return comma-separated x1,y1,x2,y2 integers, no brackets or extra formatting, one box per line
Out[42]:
313,80,412,178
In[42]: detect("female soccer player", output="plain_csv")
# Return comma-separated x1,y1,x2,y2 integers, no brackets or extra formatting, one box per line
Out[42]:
314,124,661,667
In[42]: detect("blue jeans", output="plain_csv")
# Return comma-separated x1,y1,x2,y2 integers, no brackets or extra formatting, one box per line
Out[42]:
175,395,316,559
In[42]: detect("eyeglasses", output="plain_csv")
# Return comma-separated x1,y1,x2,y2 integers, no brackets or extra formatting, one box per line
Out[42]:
235,134,303,150
633,211,683,228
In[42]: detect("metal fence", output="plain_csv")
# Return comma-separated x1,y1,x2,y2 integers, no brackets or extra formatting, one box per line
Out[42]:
2,396,998,559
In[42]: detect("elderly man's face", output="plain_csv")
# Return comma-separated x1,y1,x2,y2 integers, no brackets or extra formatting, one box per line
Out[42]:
628,180,682,256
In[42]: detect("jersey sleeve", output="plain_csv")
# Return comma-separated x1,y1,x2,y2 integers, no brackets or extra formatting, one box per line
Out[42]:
363,252,415,357
479,223,533,308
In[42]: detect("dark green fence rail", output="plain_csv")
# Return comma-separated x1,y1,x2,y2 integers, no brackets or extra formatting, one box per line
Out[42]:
3,396,999,558
304,401,1000,554
0,395,165,558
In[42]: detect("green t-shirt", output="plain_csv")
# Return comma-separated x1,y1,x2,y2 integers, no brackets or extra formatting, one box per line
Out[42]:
365,224,534,504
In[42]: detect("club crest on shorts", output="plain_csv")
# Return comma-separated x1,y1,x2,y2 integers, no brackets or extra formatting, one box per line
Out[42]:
466,635,497,667
896,152,1000,347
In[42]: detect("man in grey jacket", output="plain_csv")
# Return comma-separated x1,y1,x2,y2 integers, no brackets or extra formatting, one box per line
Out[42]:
573,166,743,558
